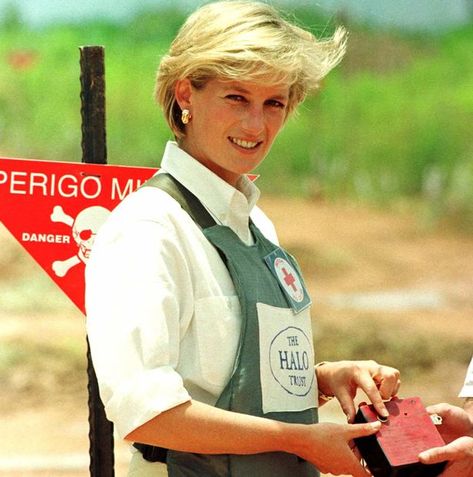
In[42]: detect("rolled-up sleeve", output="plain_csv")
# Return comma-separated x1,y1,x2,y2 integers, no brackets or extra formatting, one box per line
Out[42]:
85,214,192,438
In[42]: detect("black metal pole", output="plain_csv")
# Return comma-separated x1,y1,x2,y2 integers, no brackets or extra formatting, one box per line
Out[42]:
80,45,115,477
80,46,107,164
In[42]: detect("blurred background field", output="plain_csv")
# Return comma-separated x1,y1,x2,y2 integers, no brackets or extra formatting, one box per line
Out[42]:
1,1,473,229
0,0,472,475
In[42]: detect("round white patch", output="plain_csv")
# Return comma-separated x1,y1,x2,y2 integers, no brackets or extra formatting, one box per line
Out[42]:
274,257,304,303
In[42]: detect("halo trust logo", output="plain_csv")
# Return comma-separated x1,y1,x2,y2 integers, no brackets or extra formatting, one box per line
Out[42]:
269,326,314,397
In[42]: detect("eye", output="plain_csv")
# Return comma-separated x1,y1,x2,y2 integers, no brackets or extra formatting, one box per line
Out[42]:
266,99,286,109
79,229,93,240
226,94,246,103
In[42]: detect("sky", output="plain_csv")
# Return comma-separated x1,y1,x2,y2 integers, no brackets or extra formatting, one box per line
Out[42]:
0,0,471,31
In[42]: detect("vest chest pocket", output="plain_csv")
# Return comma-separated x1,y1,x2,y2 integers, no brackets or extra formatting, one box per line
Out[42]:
194,295,241,392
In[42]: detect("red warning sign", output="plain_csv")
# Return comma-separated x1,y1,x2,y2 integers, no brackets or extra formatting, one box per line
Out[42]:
0,157,156,314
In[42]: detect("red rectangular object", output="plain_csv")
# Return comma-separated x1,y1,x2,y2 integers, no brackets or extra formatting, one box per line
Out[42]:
354,397,447,477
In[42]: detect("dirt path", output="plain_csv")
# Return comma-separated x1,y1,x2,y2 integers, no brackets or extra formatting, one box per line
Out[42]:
1,196,471,476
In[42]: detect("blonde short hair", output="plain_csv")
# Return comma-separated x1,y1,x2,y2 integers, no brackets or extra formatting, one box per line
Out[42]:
155,0,347,138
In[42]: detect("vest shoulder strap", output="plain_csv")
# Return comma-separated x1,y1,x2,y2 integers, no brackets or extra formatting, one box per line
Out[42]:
134,174,218,462
142,173,216,229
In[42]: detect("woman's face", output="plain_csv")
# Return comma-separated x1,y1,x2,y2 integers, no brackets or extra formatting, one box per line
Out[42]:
176,78,290,186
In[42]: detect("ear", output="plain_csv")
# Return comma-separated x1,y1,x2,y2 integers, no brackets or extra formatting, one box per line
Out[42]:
174,78,193,110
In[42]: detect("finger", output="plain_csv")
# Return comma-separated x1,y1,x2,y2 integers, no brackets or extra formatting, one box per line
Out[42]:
356,372,389,418
374,367,400,400
353,447,363,460
336,440,373,477
393,378,401,396
419,446,453,464
377,376,401,400
425,403,451,417
350,440,363,460
418,437,473,464
346,421,382,440
335,387,357,423
347,450,372,477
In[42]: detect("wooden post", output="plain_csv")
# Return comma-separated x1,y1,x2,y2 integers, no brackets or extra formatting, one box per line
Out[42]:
80,45,115,477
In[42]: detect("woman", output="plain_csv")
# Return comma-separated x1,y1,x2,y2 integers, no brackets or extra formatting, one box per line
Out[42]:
86,2,401,476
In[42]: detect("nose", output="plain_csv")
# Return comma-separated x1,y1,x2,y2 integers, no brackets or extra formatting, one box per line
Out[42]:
241,105,264,135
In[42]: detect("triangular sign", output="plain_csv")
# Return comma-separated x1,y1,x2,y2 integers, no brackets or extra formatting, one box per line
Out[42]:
0,157,157,314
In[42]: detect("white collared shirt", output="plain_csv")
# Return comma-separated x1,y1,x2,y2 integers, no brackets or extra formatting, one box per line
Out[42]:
85,141,278,438
459,356,473,398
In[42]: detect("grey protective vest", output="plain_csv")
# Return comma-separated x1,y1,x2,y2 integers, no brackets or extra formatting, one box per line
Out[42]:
135,174,320,477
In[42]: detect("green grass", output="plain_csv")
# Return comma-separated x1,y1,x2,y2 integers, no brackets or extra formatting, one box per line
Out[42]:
0,8,472,229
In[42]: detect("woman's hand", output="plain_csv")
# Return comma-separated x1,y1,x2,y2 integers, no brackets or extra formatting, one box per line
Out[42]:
418,403,473,475
291,420,381,476
315,360,401,422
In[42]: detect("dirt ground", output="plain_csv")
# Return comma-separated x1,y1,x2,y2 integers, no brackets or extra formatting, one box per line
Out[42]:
0,196,472,476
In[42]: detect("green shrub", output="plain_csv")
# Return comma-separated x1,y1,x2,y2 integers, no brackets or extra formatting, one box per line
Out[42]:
0,9,472,229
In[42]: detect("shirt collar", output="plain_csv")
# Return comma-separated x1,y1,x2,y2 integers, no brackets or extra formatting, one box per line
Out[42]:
160,141,260,243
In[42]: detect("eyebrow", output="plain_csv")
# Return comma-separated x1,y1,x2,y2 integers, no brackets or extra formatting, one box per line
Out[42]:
222,83,289,101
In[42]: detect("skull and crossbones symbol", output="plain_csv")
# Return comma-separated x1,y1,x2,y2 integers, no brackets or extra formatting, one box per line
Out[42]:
50,205,110,277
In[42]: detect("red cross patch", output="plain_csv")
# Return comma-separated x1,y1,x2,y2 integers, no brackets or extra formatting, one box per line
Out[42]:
264,249,311,313
275,258,304,302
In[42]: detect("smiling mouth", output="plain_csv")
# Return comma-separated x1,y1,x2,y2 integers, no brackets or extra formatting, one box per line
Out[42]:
229,137,262,150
